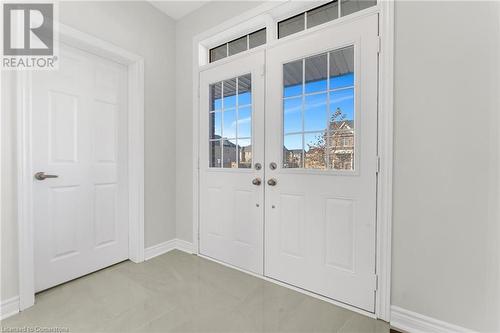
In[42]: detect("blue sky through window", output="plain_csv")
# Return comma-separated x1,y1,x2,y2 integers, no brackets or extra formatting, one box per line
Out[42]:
209,73,354,152
283,72,354,151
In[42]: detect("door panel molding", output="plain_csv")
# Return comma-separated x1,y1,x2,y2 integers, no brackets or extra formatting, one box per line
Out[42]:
17,23,145,310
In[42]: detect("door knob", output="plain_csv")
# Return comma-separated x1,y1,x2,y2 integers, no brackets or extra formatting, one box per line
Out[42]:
267,178,277,186
34,172,59,181
252,178,262,186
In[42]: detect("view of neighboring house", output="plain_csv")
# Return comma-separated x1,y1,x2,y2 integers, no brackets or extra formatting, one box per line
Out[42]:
284,118,355,170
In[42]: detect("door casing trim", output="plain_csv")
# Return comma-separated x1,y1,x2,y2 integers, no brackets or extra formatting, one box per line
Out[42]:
191,0,394,321
17,23,145,310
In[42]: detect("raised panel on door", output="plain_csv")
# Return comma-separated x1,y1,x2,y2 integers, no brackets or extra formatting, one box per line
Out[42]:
49,185,82,260
93,184,118,248
265,14,379,312
48,91,78,163
199,51,265,275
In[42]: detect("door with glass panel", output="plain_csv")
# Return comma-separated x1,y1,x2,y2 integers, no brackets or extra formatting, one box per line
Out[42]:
199,51,265,274
265,14,379,311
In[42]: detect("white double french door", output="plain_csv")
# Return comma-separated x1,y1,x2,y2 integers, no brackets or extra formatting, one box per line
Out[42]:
199,14,379,312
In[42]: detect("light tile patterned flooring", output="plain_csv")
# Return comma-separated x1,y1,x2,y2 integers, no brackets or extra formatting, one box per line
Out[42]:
2,250,389,332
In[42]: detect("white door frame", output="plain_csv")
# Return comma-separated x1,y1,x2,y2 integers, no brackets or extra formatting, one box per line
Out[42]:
17,23,145,310
191,1,394,321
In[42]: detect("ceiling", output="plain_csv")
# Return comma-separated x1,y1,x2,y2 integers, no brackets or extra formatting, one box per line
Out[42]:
148,1,211,20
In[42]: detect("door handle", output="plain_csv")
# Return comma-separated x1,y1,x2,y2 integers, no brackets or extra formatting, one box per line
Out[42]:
252,178,262,186
267,178,277,186
34,172,59,181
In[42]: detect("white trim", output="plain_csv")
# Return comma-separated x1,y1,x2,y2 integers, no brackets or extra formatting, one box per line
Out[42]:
191,0,394,320
144,239,178,260
375,0,395,322
0,296,20,320
390,306,477,333
176,239,195,254
144,239,195,260
198,253,376,319
17,23,145,311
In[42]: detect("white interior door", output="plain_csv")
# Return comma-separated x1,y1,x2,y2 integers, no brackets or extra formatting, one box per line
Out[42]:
199,51,265,274
264,14,379,312
33,44,129,292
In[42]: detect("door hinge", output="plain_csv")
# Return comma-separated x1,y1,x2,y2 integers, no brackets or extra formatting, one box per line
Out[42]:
374,274,379,291
376,156,381,174
260,64,266,77
377,36,381,54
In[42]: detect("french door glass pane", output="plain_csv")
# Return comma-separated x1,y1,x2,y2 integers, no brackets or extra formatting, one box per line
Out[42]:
209,74,252,168
283,134,303,168
284,97,302,134
209,111,222,139
304,93,327,132
283,60,303,98
282,45,355,170
330,46,354,89
223,109,237,139
223,139,237,168
305,54,328,94
209,140,222,167
238,74,252,105
210,82,222,111
238,106,252,138
238,138,252,168
223,78,237,109
304,132,327,169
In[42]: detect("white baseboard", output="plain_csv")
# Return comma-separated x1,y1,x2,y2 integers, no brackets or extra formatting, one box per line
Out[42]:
144,239,194,260
391,306,477,333
175,239,195,254
0,296,20,320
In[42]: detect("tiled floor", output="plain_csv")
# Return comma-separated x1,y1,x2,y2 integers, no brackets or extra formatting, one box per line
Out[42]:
2,250,390,332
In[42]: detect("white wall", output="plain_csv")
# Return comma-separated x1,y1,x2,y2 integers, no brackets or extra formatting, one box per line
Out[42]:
1,1,177,302
175,1,500,332
391,1,500,331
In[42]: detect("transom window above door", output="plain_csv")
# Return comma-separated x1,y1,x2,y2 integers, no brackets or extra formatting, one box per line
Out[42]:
278,0,377,39
209,29,266,63
283,46,355,170
209,74,252,168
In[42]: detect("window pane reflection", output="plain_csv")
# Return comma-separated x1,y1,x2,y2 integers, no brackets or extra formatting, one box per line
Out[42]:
223,139,237,168
209,74,253,169
284,97,302,134
304,132,327,169
282,46,355,170
209,111,222,139
238,139,252,168
304,93,327,132
209,140,222,167
305,54,327,94
283,134,303,168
